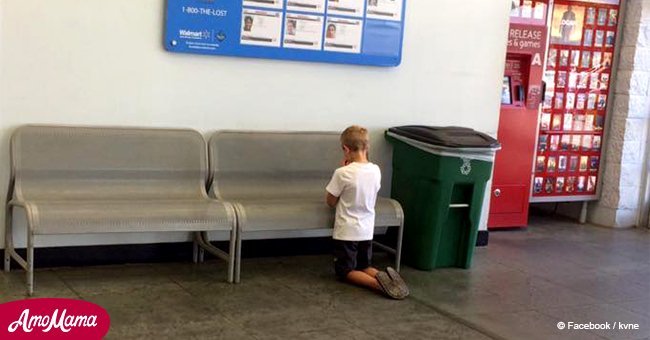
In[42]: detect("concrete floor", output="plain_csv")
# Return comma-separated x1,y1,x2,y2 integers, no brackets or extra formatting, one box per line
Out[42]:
1,215,649,339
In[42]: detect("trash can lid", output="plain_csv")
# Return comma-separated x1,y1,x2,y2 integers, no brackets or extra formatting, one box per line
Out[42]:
387,126,500,149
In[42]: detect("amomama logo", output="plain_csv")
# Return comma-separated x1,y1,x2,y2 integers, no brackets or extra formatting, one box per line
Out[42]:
0,298,110,339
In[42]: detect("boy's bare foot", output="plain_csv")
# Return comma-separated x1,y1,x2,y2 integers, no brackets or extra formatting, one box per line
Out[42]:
386,267,409,297
376,271,408,300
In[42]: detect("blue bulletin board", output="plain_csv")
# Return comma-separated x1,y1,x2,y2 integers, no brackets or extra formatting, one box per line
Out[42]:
164,0,406,67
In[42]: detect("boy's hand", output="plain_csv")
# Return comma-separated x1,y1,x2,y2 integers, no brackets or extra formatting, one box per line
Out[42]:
340,157,350,167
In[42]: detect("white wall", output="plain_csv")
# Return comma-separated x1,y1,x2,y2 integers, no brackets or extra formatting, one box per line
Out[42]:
0,0,510,248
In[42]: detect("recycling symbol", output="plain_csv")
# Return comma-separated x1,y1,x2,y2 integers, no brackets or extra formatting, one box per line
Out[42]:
460,158,472,176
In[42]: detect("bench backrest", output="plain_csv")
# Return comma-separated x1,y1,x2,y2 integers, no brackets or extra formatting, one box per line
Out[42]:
10,125,209,201
209,131,340,200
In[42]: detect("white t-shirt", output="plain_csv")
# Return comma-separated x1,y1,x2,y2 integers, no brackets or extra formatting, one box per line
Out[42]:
325,162,381,241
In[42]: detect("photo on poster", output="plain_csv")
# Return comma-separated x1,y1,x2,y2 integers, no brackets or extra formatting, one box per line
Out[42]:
582,135,592,150
568,72,578,89
587,93,597,109
556,177,565,193
534,177,544,194
552,114,562,131
578,72,588,89
548,157,557,175
592,51,602,67
609,9,618,26
559,50,570,66
573,114,585,131
366,0,404,21
324,18,363,53
551,5,585,45
576,93,587,109
548,49,558,68
597,94,607,110
521,0,533,18
241,9,283,47
561,135,571,150
327,0,365,18
595,115,604,130
536,156,546,172
586,7,596,25
579,156,589,172
570,156,579,172
555,93,565,109
571,50,580,67
244,0,284,10
581,52,591,69
583,29,593,47
590,73,600,90
577,176,586,192
283,14,324,50
550,135,560,151
590,156,599,171
594,30,604,47
541,113,551,130
603,53,612,68
544,71,556,89
534,2,546,20
606,31,615,47
593,135,601,151
587,176,597,192
545,177,554,193
559,156,568,172
597,8,608,26
510,0,520,17
566,176,576,192
539,135,549,152
563,113,574,130
543,92,554,109
566,93,576,109
571,134,582,151
557,71,567,88
600,73,609,89
585,114,595,131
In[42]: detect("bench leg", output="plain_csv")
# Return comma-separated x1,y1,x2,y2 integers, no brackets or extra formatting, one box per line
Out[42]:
3,250,9,273
4,205,12,273
198,248,205,263
395,221,404,272
192,237,199,264
235,228,242,284
26,232,34,296
228,227,236,283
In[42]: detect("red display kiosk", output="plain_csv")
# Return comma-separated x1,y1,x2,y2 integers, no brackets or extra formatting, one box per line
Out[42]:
489,0,623,229
489,1,549,228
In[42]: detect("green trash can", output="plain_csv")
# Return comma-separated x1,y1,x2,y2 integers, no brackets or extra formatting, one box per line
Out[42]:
385,126,500,270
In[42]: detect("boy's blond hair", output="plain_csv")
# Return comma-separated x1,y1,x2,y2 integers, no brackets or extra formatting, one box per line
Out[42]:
341,125,369,151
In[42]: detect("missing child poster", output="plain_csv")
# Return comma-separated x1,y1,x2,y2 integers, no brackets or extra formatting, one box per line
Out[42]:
164,0,406,66
283,14,324,50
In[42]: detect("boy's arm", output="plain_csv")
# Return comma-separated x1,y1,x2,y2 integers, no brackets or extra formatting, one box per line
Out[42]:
326,193,339,208
325,169,344,208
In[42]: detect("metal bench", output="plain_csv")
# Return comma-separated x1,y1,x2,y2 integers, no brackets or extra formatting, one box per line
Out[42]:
207,131,403,283
4,125,237,295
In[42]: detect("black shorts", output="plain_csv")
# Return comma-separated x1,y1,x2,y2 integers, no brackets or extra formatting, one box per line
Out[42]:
333,239,372,279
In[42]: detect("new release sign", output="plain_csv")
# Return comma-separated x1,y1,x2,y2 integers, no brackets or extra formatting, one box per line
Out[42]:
164,0,406,66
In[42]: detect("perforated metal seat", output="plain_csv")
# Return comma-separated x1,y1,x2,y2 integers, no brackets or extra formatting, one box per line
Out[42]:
208,131,403,282
5,125,237,295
